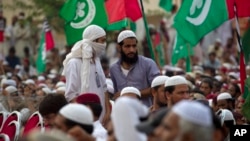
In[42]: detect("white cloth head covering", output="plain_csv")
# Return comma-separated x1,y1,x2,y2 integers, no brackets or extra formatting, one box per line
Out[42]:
62,25,106,94
117,30,136,43
112,97,148,141
217,92,232,100
56,81,66,88
5,86,17,94
216,109,235,125
165,75,188,87
42,87,52,95
38,76,45,81
151,75,169,88
172,100,212,127
59,103,93,125
120,87,141,97
4,79,16,87
24,79,35,85
56,86,66,92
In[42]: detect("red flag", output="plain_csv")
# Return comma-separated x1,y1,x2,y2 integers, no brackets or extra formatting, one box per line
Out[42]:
240,51,247,93
105,0,142,24
43,20,54,51
235,0,250,17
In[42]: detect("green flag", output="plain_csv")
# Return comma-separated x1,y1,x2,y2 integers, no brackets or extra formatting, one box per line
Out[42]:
171,34,193,66
242,27,250,63
60,0,108,45
173,0,232,46
242,77,250,120
36,32,46,74
159,0,173,12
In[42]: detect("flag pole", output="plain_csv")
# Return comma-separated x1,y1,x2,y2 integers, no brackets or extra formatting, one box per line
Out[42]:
234,3,247,97
139,0,155,61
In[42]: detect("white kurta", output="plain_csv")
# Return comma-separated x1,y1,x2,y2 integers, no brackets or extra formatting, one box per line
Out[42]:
65,58,107,120
92,120,107,141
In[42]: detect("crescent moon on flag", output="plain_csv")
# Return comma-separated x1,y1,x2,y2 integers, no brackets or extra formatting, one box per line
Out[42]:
186,0,212,26
70,0,96,29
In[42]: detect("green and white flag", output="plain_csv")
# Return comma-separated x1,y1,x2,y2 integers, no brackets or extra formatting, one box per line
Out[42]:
60,0,108,46
174,0,234,46
36,32,46,74
171,33,193,72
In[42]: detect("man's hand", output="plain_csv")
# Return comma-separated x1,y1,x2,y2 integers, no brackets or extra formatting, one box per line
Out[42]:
113,92,120,100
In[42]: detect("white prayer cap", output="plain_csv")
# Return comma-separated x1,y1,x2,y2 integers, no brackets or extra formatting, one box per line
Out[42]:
215,38,221,43
56,86,66,92
120,86,141,97
38,83,48,88
217,92,232,100
216,109,235,125
151,75,169,88
38,76,45,81
106,78,114,93
59,103,93,125
82,25,106,41
165,75,187,87
47,74,56,79
15,65,21,70
172,100,212,127
4,79,16,87
5,86,17,94
106,78,113,87
117,30,136,43
56,81,65,88
50,69,58,74
42,87,52,95
24,79,35,85
215,75,222,81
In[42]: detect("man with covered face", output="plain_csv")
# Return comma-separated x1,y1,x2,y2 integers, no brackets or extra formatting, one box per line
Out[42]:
62,25,110,125
110,30,160,107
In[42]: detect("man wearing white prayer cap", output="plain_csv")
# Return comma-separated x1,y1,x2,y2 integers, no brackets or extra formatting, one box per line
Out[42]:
150,75,169,112
54,103,94,134
155,100,214,141
120,86,141,99
62,25,110,125
217,92,233,111
110,30,160,107
164,75,189,107
112,97,148,141
216,109,235,141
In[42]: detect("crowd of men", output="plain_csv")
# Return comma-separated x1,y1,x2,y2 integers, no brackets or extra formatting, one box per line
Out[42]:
0,7,248,141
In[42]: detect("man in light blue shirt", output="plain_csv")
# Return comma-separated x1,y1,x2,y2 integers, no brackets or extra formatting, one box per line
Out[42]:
110,30,160,107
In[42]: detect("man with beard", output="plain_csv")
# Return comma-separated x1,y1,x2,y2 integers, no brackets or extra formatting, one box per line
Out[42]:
150,75,169,112
110,30,160,107
62,25,110,125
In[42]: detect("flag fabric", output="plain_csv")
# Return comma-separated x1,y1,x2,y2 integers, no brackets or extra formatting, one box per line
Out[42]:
159,0,173,12
43,20,54,51
171,34,193,66
235,0,250,18
36,31,46,74
242,77,250,119
242,27,250,63
60,0,108,45
105,0,142,24
173,0,234,46
154,32,166,67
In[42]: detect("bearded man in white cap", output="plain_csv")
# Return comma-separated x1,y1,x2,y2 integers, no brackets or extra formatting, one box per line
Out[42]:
217,92,234,111
150,75,169,112
62,25,110,124
110,30,160,107
155,100,214,141
164,75,190,107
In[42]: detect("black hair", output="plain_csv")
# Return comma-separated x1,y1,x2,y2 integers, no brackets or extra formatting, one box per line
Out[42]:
153,85,161,91
85,103,102,118
191,87,205,96
39,94,68,116
164,85,175,93
65,118,93,134
200,78,213,89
